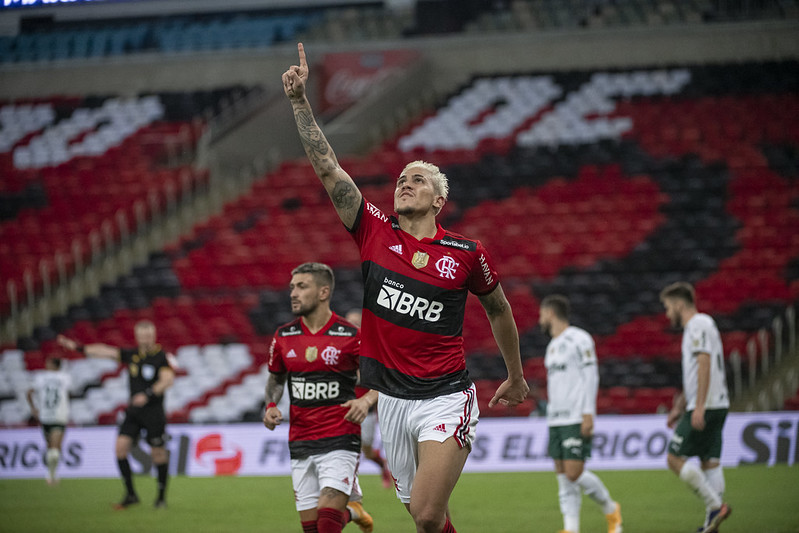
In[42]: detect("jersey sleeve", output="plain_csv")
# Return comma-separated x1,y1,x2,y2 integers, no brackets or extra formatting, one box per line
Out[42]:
267,335,286,374
349,197,383,250
579,334,599,416
467,240,500,295
687,319,713,356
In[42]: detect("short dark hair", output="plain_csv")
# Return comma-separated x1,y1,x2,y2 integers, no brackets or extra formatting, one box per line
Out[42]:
659,282,695,305
541,294,570,321
291,262,335,295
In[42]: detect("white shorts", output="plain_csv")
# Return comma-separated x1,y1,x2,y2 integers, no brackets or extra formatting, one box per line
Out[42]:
361,410,378,448
377,385,479,504
290,449,359,511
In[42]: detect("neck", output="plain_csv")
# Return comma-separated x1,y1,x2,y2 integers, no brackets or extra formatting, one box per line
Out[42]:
681,307,698,326
551,320,569,338
398,213,438,240
301,307,333,334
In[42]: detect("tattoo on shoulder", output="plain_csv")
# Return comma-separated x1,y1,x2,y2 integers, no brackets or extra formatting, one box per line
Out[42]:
332,181,358,210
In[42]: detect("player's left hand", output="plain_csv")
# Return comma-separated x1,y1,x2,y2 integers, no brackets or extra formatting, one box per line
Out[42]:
131,392,148,407
342,398,369,424
489,376,530,408
691,407,706,430
581,414,594,437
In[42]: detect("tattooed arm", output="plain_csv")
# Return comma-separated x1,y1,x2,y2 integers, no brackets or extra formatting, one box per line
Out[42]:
282,43,362,229
478,284,529,408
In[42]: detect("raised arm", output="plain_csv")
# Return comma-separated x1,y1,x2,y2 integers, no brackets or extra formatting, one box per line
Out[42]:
57,334,120,360
283,42,362,229
477,284,529,408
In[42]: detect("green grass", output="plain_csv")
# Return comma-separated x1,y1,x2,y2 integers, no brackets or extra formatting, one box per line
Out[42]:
1,466,798,532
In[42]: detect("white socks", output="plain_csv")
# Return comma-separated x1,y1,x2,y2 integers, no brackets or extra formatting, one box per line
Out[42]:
557,473,581,532
679,462,722,510
704,465,725,501
46,448,60,481
577,470,617,515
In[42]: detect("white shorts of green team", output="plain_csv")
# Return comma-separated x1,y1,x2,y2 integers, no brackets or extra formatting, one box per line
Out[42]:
377,385,480,504
290,449,360,511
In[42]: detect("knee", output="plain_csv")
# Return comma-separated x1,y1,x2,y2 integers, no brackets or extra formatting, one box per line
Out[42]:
151,447,168,465
411,508,445,533
667,453,683,474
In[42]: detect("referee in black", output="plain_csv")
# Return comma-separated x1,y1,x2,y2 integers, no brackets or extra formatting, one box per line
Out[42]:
58,320,175,509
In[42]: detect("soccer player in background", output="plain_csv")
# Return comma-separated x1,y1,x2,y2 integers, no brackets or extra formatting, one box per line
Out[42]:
539,295,622,533
660,282,731,533
282,43,529,533
263,262,375,533
345,308,393,489
57,320,175,509
26,356,71,485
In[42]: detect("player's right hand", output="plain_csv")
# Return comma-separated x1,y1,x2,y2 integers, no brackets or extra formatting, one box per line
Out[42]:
263,407,283,430
282,43,309,101
56,334,75,350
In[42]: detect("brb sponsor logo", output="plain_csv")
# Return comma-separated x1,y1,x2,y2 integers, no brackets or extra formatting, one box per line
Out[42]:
377,277,443,321
291,377,340,400
194,433,243,476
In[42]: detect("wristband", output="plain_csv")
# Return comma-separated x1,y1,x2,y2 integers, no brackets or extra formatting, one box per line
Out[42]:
76,345,85,355
267,402,277,409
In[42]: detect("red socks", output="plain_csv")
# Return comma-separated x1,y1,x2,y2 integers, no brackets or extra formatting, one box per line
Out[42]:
441,516,457,533
317,507,344,533
301,521,318,533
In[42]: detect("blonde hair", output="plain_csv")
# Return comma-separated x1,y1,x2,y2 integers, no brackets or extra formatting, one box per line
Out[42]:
402,160,449,201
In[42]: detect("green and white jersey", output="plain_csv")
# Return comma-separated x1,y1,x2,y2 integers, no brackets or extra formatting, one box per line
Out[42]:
545,326,599,427
682,313,729,411
31,370,71,425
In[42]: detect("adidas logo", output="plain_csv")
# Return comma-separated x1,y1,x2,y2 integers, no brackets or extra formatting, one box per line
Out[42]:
342,477,349,486
286,349,297,358
389,244,403,255
433,423,446,433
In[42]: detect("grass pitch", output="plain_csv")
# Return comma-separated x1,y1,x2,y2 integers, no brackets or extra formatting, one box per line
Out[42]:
1,466,798,532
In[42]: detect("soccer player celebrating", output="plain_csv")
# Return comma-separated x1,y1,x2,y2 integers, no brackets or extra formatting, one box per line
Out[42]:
539,295,622,533
660,282,731,533
57,320,175,509
282,43,529,533
263,262,375,533
26,356,71,485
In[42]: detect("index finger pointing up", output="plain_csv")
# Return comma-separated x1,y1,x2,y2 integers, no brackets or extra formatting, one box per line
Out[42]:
297,42,307,68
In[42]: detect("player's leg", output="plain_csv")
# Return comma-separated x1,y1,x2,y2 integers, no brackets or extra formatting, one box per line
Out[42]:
667,411,723,529
361,411,391,488
43,425,64,484
145,407,169,508
550,425,581,533
347,475,375,532
566,431,622,533
316,450,362,533
406,387,478,533
699,409,731,532
293,456,321,533
114,432,139,508
409,437,468,533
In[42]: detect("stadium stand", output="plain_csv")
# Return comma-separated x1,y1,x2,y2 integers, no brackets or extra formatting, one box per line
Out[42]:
0,1,797,426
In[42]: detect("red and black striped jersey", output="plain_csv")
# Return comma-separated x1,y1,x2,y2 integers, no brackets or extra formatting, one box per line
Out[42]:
350,197,500,400
268,312,361,459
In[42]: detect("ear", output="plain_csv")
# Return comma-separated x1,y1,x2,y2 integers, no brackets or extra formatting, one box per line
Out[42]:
433,195,446,215
318,285,331,302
